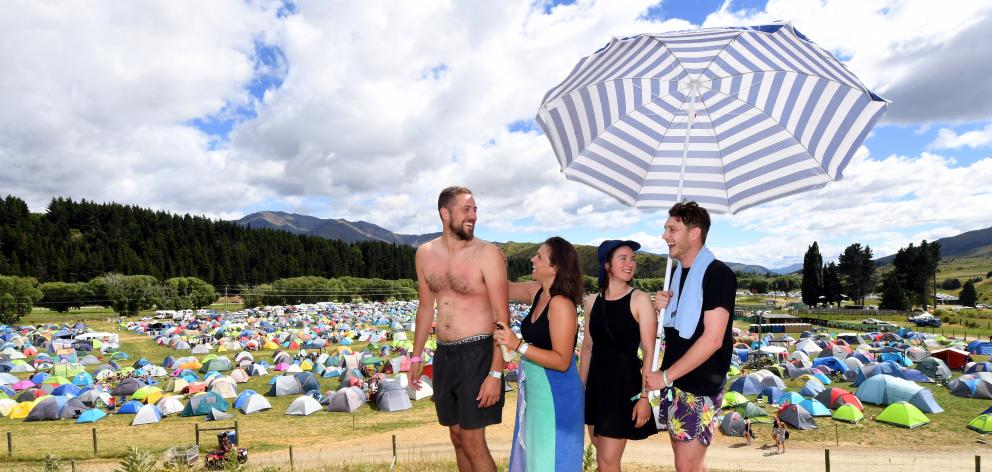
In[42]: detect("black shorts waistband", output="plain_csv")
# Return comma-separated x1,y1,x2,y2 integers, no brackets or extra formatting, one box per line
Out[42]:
436,334,492,348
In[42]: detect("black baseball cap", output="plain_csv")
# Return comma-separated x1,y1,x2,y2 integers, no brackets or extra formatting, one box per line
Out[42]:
597,239,641,281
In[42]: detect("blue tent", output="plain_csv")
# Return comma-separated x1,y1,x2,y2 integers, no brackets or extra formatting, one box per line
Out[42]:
777,392,805,405
967,342,992,355
234,390,258,410
966,362,992,374
30,373,50,384
760,387,785,404
729,376,764,396
116,400,144,414
800,379,825,397
798,398,832,417
901,369,932,383
52,384,81,396
880,352,912,367
72,372,94,387
813,357,849,373
812,373,832,385
76,409,106,423
855,375,943,413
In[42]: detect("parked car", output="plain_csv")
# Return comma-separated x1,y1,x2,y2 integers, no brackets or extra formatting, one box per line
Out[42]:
862,318,882,325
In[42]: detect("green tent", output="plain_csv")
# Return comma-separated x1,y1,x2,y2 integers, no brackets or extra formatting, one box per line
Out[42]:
721,391,749,409
968,414,992,433
181,392,229,417
875,401,930,429
832,404,864,424
51,363,84,378
734,402,770,420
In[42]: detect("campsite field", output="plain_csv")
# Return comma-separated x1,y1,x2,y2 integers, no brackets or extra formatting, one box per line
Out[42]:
5,304,992,470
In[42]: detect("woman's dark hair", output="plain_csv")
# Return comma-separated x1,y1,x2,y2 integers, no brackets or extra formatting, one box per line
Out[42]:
598,243,637,297
544,236,584,305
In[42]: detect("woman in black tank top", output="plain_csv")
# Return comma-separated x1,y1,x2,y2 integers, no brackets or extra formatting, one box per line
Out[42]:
579,240,659,472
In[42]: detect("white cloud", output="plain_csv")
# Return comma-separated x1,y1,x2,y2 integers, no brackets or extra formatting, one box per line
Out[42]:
713,150,992,267
2,0,991,274
929,124,992,150
704,0,992,124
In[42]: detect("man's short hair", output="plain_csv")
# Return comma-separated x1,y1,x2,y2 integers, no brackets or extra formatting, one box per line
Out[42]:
669,201,711,244
438,186,473,212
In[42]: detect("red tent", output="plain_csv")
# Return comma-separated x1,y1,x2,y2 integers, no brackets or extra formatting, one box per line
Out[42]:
932,348,970,370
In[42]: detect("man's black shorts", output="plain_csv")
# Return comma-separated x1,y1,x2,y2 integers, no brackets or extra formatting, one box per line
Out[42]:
432,335,504,429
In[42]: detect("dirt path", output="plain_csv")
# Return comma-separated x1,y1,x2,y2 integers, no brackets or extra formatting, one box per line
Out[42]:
246,420,992,472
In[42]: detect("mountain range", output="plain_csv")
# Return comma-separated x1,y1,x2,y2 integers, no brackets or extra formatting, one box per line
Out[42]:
235,211,781,274
236,211,992,275
237,211,440,247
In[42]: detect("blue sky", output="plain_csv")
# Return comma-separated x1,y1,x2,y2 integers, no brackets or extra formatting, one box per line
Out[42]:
3,1,991,271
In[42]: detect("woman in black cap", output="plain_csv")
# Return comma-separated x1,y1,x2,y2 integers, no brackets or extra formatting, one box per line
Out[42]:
579,239,659,472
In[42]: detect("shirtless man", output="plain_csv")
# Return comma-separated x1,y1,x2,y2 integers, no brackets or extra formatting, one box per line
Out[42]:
408,186,509,472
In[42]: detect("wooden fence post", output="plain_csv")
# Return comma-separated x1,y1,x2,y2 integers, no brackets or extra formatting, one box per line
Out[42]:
6,432,10,457
92,428,98,456
235,421,239,445
824,449,830,472
289,445,294,470
976,455,980,472
195,423,200,449
70,460,76,472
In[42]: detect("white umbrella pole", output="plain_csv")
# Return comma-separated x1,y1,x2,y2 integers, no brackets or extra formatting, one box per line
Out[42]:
649,81,697,379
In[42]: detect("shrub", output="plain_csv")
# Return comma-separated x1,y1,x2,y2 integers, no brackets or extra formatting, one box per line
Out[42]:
43,453,61,472
116,446,156,472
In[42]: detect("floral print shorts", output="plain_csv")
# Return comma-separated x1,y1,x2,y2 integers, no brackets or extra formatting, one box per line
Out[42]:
658,386,721,446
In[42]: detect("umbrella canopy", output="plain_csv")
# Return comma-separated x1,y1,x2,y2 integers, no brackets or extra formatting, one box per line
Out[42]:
536,23,887,213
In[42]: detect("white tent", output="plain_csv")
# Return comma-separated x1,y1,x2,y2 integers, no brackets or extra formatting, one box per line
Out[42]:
239,394,272,415
131,404,162,426
285,396,322,416
156,396,185,416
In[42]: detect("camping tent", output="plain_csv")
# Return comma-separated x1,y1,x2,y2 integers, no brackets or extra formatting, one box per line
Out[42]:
729,376,764,396
76,409,106,424
156,396,185,416
286,395,322,416
832,404,864,424
719,411,746,436
268,376,304,397
722,391,750,409
328,387,366,413
207,407,234,421
181,392,229,417
931,348,970,370
376,381,412,412
239,394,272,415
798,399,831,417
131,404,163,425
968,414,992,433
875,401,930,428
915,358,952,382
855,375,943,413
777,403,817,430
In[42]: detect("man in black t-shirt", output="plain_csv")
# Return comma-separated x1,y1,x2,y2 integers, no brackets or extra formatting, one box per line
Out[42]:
645,201,737,472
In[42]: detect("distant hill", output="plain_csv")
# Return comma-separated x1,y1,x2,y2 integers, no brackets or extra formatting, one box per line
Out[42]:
238,212,779,276
770,262,803,275
876,225,992,265
237,211,440,246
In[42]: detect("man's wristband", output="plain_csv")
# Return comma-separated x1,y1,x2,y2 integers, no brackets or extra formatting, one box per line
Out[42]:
488,370,503,379
409,356,422,363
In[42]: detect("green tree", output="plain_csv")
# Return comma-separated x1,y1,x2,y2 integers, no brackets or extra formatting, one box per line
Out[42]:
960,280,978,307
101,273,161,316
822,262,843,307
801,242,823,306
0,275,43,323
163,277,218,309
879,273,910,310
38,282,94,313
748,279,770,294
838,243,875,306
941,278,962,290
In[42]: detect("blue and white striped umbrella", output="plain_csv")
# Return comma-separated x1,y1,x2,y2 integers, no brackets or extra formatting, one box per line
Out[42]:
536,23,888,214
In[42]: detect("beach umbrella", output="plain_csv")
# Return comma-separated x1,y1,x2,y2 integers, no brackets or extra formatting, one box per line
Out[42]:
535,23,887,383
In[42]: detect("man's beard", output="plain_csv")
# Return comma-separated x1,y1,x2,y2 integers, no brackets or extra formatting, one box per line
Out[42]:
449,219,474,241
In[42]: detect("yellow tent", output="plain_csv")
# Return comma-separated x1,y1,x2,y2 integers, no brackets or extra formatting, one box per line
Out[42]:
8,402,33,419
299,359,314,371
263,341,279,350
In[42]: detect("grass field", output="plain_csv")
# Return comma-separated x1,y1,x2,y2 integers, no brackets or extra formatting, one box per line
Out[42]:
5,300,992,468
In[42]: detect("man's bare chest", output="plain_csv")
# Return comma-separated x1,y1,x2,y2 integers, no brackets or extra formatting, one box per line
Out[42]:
425,263,480,296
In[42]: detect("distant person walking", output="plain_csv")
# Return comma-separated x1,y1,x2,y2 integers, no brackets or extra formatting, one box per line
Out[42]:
580,239,658,472
408,186,508,472
495,237,585,472
645,201,737,472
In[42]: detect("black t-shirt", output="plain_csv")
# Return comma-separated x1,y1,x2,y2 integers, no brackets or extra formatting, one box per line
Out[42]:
660,259,737,397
